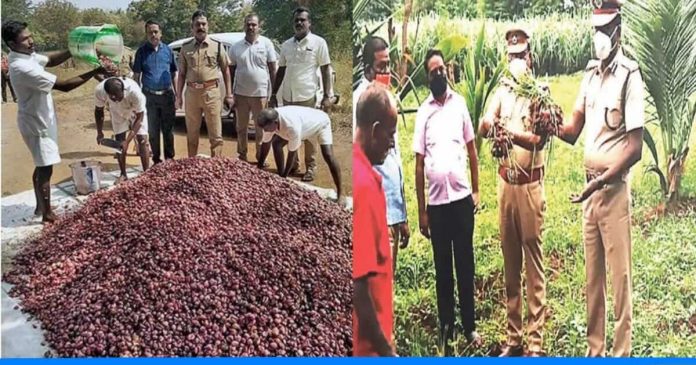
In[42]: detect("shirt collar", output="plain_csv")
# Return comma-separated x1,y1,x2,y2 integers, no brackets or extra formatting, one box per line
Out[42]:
146,41,161,51
597,48,624,75
195,36,211,47
610,49,624,74
8,51,32,61
293,32,312,44
427,87,453,106
244,36,260,45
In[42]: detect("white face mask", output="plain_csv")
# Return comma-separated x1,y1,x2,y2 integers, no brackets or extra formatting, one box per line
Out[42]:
509,58,528,80
593,26,618,60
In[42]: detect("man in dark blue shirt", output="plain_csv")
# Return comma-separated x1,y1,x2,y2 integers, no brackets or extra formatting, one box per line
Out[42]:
133,20,178,163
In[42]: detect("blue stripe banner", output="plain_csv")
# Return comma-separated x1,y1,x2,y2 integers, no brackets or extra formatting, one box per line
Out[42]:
1,358,696,363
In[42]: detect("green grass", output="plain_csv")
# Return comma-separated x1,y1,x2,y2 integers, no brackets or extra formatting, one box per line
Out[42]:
359,14,592,79
393,73,696,357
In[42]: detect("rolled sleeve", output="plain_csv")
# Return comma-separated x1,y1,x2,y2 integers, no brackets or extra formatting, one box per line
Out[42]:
266,40,278,63
287,129,302,152
278,47,287,68
132,90,147,113
177,51,187,75
624,70,645,132
227,46,237,66
219,50,230,69
574,73,590,113
462,105,475,144
317,39,331,67
412,108,427,155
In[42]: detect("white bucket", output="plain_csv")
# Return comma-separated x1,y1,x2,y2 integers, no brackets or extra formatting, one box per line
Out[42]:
69,160,103,195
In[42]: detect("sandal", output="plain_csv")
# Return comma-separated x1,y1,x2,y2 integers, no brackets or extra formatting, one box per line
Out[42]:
301,169,315,182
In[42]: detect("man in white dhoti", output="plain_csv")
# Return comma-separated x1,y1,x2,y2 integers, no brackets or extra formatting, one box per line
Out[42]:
2,20,104,222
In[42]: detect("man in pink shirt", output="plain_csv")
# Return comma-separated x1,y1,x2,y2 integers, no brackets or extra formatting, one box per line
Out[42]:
413,49,481,355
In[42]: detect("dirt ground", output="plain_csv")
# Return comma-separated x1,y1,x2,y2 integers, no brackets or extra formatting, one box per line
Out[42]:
1,66,353,198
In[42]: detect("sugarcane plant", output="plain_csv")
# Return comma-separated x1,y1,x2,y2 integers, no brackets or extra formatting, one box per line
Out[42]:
512,73,564,137
487,72,564,171
458,22,506,152
489,118,514,161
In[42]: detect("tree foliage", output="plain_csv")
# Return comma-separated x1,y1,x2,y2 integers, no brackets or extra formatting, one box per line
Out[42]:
254,0,352,52
1,0,34,24
32,0,81,51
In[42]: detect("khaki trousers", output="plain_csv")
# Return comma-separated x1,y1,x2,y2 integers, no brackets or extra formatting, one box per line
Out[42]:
498,179,546,352
283,97,317,171
582,181,632,357
185,86,223,157
234,94,266,161
388,223,402,274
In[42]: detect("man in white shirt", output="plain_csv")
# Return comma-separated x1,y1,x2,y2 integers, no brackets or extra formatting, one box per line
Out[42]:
256,106,342,200
2,20,105,223
270,6,333,182
94,77,150,183
228,13,277,163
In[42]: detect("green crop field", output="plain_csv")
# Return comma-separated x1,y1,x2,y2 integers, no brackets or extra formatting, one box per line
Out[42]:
392,73,696,357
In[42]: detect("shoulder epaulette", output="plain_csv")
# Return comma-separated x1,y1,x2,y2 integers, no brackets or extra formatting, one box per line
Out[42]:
585,59,600,72
618,56,640,73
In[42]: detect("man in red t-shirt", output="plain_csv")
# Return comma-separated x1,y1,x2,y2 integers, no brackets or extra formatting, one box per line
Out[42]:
353,83,399,356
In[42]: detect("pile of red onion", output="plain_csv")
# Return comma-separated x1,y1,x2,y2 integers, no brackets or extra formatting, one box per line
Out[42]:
4,158,352,357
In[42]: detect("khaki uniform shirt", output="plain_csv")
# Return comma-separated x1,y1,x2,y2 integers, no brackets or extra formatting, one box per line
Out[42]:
485,77,545,170
574,50,644,172
178,36,230,83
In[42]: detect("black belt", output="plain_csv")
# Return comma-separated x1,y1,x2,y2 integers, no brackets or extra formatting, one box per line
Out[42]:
142,87,173,95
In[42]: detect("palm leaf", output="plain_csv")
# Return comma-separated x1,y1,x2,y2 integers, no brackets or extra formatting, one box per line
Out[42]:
624,0,696,199
642,128,661,175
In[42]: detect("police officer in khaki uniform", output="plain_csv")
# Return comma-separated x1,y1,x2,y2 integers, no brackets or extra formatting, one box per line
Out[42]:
557,0,644,357
480,28,552,357
175,9,233,158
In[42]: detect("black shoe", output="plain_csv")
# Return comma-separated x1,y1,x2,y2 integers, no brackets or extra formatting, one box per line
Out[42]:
439,325,455,357
464,330,482,347
499,345,524,357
